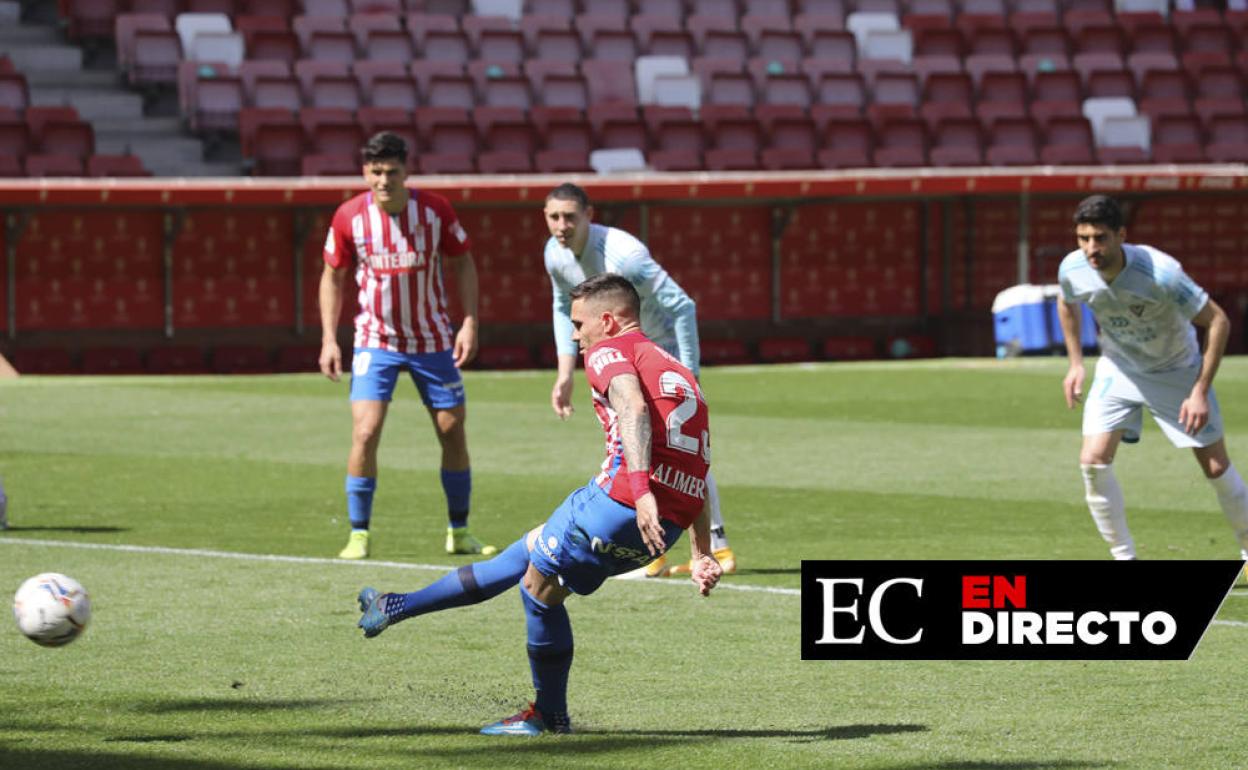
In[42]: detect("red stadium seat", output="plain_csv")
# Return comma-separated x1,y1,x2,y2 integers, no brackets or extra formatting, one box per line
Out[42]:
533,148,591,172
35,120,95,162
873,117,928,167
1149,114,1204,163
130,30,182,87
817,116,873,168
704,111,762,170
928,117,983,166
919,72,973,128
250,118,304,175
1206,116,1248,163
0,74,30,113
522,18,581,62
1028,69,1082,124
87,154,150,176
0,113,31,160
810,72,867,125
192,74,243,134
984,116,1039,165
417,108,476,173
24,154,84,178
66,0,124,41
581,59,637,107
0,154,21,177
760,112,817,169
1040,116,1095,164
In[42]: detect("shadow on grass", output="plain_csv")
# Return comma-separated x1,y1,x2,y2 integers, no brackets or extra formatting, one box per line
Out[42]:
297,721,928,742
1,526,129,533
126,697,365,714
882,762,1113,770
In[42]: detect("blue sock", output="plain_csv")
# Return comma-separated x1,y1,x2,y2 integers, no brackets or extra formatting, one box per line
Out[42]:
521,583,573,719
345,476,376,530
393,536,529,619
441,468,472,529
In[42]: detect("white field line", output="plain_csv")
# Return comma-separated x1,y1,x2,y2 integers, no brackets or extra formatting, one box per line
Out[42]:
0,537,801,597
3,538,1245,615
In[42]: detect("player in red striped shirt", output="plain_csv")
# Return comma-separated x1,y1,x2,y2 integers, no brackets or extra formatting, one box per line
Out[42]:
353,274,723,736
319,132,494,560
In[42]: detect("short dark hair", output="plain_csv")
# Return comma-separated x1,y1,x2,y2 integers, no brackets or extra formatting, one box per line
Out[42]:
361,132,408,165
570,273,640,317
546,182,590,210
1073,195,1124,231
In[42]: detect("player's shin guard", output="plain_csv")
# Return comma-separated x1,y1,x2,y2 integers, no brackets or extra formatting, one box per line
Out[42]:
1081,464,1135,560
520,584,573,721
1208,464,1248,559
441,468,472,528
706,471,729,551
346,475,376,530
395,537,529,619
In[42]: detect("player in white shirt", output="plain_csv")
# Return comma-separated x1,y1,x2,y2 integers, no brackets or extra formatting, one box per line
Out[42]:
1057,195,1248,572
542,183,737,577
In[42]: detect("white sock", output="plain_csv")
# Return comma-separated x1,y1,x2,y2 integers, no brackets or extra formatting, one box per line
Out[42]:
1081,464,1136,560
1208,464,1248,559
705,471,729,552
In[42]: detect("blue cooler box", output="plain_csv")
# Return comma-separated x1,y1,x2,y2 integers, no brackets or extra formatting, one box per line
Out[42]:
1042,284,1099,351
992,285,1050,356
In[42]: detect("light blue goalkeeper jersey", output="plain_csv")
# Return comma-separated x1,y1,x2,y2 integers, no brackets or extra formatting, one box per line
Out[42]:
1058,243,1208,374
545,223,701,375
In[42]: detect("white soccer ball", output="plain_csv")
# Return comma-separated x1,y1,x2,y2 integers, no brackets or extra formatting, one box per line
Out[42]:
12,573,91,647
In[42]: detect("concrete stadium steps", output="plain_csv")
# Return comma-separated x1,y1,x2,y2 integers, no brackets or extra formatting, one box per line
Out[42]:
4,6,244,177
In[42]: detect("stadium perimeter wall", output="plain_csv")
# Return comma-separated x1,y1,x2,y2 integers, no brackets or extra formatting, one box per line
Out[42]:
2,167,1247,373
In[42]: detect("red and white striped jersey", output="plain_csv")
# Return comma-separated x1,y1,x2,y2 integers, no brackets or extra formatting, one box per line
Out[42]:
324,190,471,353
584,330,711,529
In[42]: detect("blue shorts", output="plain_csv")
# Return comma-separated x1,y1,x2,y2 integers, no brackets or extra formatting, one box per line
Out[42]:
529,481,685,596
349,347,465,409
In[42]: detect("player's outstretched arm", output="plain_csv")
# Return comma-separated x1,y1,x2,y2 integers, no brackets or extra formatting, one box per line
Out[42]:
552,354,577,420
319,264,347,381
1180,299,1231,435
450,252,480,367
688,501,722,597
1057,300,1085,408
608,372,665,555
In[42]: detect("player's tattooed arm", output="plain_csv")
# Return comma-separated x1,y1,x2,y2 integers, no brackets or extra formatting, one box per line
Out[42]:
608,373,651,471
609,372,666,555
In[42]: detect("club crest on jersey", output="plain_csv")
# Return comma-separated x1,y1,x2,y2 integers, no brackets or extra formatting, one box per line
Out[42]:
367,250,426,275
1129,303,1146,317
588,347,626,375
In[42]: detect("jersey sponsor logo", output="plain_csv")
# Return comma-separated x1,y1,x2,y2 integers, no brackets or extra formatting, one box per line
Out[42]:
538,532,558,561
650,463,707,500
367,250,427,275
589,536,650,566
587,346,626,375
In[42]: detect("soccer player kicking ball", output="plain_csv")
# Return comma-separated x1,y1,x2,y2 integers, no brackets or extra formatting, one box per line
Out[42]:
1058,195,1248,574
356,274,723,735
319,132,494,560
542,182,737,578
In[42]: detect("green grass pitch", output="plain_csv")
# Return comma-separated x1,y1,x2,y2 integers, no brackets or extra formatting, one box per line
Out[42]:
2,357,1246,769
